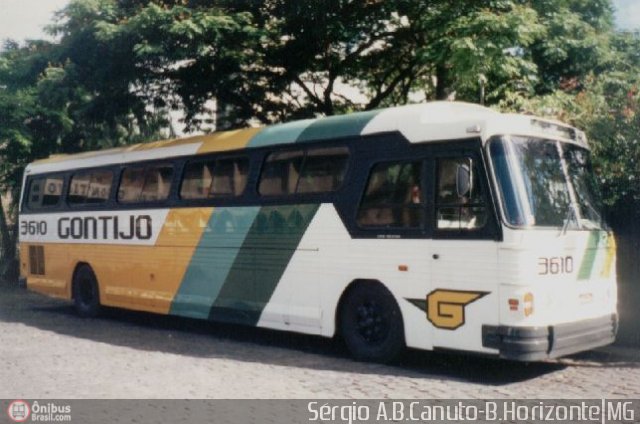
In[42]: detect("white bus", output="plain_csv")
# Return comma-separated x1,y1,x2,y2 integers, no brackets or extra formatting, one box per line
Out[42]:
18,101,617,362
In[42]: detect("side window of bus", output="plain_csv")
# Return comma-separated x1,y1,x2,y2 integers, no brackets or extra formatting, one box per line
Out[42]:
297,147,349,194
118,164,174,203
259,150,304,196
68,170,113,205
258,146,349,196
27,176,64,209
436,157,487,230
181,157,249,199
357,161,424,228
211,157,249,197
140,165,173,201
118,167,145,202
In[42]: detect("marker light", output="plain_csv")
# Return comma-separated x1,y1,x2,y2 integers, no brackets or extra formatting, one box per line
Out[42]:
508,298,519,311
523,292,534,317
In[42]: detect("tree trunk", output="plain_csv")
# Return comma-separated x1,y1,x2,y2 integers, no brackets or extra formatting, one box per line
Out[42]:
435,64,450,100
0,195,18,282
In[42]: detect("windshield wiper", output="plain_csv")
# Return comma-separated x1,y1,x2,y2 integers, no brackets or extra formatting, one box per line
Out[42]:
582,201,609,231
566,200,609,231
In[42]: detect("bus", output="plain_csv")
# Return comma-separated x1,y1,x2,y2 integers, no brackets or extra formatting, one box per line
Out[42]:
18,101,617,362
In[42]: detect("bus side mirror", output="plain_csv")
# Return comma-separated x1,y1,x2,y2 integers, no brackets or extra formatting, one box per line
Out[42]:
456,161,472,198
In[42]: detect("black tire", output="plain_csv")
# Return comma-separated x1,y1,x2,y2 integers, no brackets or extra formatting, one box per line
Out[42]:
72,265,101,318
339,282,405,363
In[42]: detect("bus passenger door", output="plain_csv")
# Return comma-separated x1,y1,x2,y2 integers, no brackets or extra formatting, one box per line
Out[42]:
428,153,500,353
349,156,434,350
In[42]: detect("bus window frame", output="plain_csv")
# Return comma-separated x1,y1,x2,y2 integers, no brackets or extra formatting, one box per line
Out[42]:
354,158,429,234
66,167,117,209
342,132,434,239
429,143,502,241
254,140,353,204
342,136,501,241
116,161,177,207
23,172,68,212
485,135,605,232
179,153,252,202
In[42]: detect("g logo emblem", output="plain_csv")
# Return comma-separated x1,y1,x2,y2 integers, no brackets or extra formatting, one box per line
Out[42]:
407,289,489,330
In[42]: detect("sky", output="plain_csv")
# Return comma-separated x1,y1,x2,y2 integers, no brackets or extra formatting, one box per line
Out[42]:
0,0,69,43
0,0,639,44
614,0,640,30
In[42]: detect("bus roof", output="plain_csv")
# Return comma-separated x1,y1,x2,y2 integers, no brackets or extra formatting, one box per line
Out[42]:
26,101,586,175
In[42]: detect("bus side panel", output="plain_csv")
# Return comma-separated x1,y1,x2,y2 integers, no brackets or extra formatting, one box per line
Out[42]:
428,240,500,353
168,204,320,326
21,243,197,314
257,204,435,351
19,242,70,299
95,207,214,314
259,204,500,354
168,206,261,320
19,208,215,315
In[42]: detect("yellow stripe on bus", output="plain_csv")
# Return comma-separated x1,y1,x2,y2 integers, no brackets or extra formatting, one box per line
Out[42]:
31,126,262,166
601,233,616,279
196,127,262,154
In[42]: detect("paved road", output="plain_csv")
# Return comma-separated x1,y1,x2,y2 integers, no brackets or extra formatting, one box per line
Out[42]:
1,282,639,399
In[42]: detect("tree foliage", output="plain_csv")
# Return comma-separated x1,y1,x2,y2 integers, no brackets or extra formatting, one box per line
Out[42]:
26,0,615,129
2,0,621,131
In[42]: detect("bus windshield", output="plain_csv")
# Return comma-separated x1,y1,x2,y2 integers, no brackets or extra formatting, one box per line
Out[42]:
489,136,605,230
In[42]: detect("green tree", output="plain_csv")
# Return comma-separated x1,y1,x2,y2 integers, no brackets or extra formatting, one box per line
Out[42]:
529,0,615,92
84,0,618,125
15,0,613,130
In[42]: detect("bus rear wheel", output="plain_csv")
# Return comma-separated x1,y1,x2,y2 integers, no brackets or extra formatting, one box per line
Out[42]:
72,265,101,318
340,282,405,363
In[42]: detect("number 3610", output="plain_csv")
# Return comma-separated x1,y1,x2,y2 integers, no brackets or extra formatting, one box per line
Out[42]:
20,220,47,236
538,256,573,275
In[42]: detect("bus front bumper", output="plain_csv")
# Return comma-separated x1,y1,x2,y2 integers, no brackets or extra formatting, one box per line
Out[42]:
482,314,617,361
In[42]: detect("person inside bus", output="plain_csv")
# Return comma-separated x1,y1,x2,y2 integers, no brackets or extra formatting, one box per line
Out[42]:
357,162,422,228
402,166,422,228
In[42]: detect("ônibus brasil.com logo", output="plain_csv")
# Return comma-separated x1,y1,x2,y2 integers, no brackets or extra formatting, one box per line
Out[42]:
7,400,30,422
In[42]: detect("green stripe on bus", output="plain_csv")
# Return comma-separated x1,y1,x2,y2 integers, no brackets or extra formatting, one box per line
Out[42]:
295,110,379,142
208,204,320,325
577,232,601,280
248,119,315,148
247,109,380,148
170,207,261,319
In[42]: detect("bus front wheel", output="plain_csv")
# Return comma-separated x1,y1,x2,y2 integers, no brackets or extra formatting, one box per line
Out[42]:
72,265,101,318
339,282,405,363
